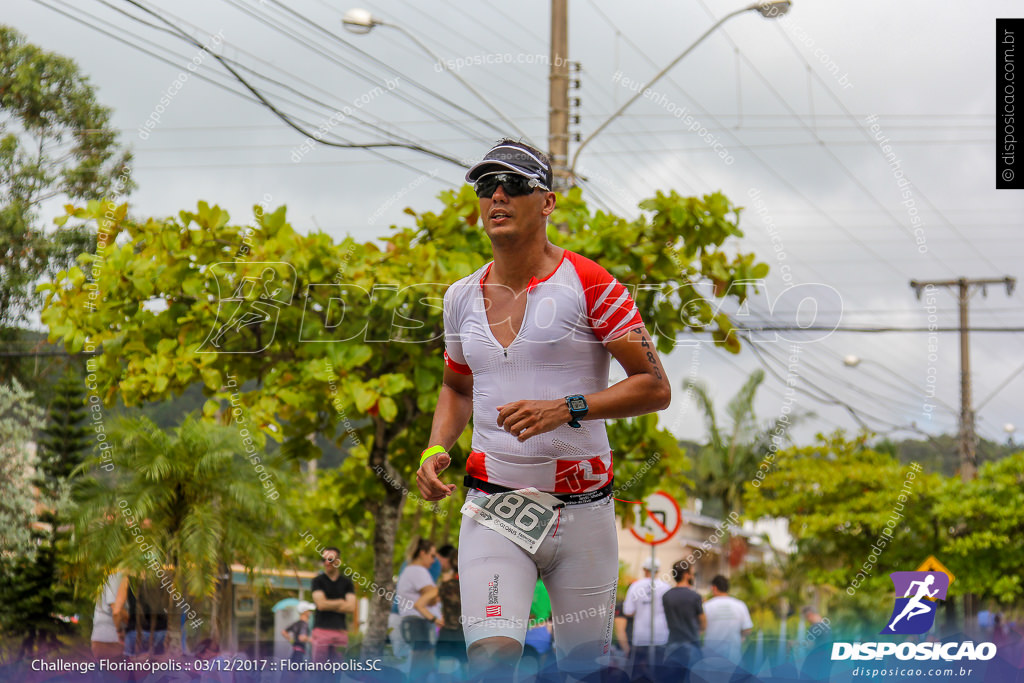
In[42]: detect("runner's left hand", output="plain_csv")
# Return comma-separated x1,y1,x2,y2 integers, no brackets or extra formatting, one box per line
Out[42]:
496,400,570,442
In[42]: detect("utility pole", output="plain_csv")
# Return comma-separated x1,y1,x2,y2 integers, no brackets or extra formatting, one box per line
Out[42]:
548,0,570,191
909,277,1016,482
911,275,1015,632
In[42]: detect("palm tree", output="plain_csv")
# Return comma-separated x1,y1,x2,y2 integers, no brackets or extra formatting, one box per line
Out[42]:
684,370,807,574
69,415,295,654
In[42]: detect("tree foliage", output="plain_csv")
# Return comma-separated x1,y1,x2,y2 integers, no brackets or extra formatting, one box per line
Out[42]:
68,415,295,651
934,451,1024,602
41,185,767,653
37,370,91,484
0,370,91,658
684,369,806,520
743,432,948,623
0,379,46,558
0,24,133,383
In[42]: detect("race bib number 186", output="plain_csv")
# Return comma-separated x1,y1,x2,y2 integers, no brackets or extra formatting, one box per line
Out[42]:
461,488,564,554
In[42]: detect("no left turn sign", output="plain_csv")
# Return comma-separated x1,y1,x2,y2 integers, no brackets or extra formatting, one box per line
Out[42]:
628,490,681,545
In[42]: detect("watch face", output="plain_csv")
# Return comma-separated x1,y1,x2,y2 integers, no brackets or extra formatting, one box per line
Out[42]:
569,397,586,411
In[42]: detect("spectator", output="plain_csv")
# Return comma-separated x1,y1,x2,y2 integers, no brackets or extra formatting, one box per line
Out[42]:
523,579,554,672
310,546,356,662
436,544,456,583
91,572,127,662
623,557,671,678
435,547,466,674
801,605,832,681
281,605,313,663
133,578,168,655
396,538,442,678
802,606,831,642
702,575,752,663
613,598,633,665
662,560,704,667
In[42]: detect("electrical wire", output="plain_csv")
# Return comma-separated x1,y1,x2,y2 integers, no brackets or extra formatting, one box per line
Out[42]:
98,0,455,160
255,0,505,141
121,0,469,168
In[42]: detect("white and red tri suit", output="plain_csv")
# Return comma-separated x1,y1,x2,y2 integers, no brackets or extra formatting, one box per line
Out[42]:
443,249,647,670
442,249,645,494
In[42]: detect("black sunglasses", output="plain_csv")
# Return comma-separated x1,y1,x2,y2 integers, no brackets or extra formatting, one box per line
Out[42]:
474,173,548,198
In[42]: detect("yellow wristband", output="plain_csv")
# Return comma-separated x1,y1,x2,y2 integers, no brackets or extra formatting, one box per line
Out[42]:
420,445,447,467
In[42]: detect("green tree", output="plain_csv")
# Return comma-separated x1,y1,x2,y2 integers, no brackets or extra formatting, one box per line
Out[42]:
40,186,767,653
891,434,1016,477
744,431,943,625
0,25,132,382
68,415,294,653
0,371,91,658
38,370,91,483
685,370,804,521
934,451,1024,603
0,379,45,557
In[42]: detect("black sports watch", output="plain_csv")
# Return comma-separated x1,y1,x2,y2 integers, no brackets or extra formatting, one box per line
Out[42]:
565,395,588,428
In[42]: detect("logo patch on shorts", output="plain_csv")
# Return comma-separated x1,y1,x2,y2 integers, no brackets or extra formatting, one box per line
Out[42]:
486,574,501,617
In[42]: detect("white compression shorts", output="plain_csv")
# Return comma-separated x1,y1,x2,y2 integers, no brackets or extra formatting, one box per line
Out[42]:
458,490,618,672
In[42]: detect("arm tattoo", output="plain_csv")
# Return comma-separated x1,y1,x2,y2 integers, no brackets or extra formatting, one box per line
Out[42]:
632,329,663,380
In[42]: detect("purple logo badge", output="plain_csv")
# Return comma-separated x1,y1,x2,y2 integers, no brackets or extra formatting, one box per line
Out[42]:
881,571,949,635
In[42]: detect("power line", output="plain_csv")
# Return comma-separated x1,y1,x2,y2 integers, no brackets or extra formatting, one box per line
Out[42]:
120,0,469,168
99,0,455,160
254,0,503,142
34,0,462,183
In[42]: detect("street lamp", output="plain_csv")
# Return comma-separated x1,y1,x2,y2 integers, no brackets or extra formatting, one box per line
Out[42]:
342,8,532,142
568,0,791,183
341,8,377,34
841,354,958,416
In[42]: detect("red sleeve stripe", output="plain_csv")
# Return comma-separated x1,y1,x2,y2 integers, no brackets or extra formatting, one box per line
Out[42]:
565,250,645,342
444,351,472,375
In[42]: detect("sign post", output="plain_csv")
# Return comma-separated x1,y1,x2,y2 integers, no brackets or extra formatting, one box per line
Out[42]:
628,491,681,671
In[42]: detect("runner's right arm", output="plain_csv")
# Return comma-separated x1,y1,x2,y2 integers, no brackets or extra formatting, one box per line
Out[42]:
416,366,473,501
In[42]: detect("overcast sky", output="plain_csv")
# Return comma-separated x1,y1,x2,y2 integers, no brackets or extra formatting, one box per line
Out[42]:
9,0,1024,451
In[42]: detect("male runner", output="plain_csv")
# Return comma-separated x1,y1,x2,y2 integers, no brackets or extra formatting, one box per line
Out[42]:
415,139,671,678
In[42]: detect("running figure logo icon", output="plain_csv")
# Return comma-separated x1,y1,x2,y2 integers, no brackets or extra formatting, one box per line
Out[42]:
881,571,949,635
198,263,295,354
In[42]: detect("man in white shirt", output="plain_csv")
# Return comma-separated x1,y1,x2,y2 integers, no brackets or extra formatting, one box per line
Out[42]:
702,574,753,663
622,557,671,678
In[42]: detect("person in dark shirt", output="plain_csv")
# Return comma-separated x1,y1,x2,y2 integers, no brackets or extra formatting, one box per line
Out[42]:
282,606,313,663
310,546,356,662
662,560,705,668
613,599,633,660
435,547,466,673
125,578,168,656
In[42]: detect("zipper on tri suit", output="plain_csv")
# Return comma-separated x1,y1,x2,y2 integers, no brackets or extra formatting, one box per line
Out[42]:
504,348,508,358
